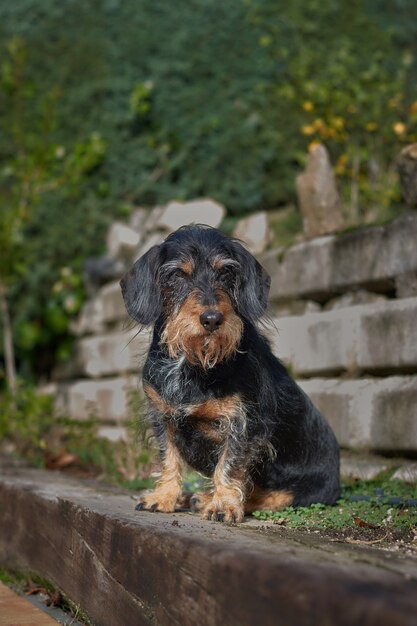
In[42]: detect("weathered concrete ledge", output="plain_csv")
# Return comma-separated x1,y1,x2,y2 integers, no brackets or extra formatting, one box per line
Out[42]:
272,296,417,377
56,297,417,382
268,213,417,302
299,376,417,451
1,463,417,626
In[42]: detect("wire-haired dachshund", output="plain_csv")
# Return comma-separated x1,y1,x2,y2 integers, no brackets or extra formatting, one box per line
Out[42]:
120,224,340,523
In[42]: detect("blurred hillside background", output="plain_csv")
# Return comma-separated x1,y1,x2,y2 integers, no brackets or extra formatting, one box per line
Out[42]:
1,0,417,383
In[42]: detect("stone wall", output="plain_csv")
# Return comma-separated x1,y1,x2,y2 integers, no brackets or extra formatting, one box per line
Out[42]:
52,203,417,454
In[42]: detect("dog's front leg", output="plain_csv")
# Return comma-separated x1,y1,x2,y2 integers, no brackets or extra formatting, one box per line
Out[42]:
190,438,247,523
202,444,246,523
136,421,183,513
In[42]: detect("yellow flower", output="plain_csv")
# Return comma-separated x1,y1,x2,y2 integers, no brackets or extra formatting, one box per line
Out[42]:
312,118,325,130
393,122,406,135
366,122,378,131
302,101,314,111
301,125,315,136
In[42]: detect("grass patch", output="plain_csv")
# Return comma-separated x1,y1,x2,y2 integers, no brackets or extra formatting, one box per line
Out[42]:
252,479,417,531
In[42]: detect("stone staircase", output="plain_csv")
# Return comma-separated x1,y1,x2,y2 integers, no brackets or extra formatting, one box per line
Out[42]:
53,210,417,455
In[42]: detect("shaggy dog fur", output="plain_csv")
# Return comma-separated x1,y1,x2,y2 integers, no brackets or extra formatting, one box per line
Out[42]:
120,225,340,523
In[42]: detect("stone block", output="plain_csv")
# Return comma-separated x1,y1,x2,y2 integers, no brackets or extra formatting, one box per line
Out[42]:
356,298,417,372
100,280,126,323
270,296,417,376
395,271,417,298
391,462,417,483
269,214,417,302
233,211,271,254
271,309,358,377
157,198,225,231
129,207,148,232
299,376,417,451
134,232,165,260
107,222,141,260
397,142,417,208
296,143,344,237
324,290,387,311
70,296,105,336
76,329,151,378
369,378,417,452
340,457,391,481
58,376,138,420
97,425,128,442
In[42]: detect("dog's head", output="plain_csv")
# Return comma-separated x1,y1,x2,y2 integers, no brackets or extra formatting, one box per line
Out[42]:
120,225,270,369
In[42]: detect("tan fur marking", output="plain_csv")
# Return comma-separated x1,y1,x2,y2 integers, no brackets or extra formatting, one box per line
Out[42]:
212,257,226,271
143,384,173,415
138,422,183,513
187,395,240,420
201,447,245,523
179,259,194,276
161,290,243,369
187,395,241,443
245,487,294,513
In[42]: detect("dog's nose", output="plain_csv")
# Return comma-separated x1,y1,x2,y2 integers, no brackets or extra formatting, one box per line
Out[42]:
200,310,224,332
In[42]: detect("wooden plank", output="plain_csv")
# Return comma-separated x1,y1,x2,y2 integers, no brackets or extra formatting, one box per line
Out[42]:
0,582,58,626
0,463,416,626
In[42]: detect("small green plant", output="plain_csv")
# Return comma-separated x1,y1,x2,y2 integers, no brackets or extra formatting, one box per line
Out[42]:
252,479,417,531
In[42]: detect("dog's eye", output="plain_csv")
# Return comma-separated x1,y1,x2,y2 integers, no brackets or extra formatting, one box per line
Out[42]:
173,268,189,279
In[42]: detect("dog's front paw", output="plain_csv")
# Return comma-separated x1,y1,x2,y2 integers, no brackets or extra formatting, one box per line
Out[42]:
135,488,179,513
202,493,244,524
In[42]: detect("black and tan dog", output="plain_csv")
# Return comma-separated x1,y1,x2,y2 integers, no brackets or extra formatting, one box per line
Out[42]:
120,224,340,523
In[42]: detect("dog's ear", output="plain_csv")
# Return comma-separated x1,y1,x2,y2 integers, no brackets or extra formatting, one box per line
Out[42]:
232,241,271,321
120,245,163,324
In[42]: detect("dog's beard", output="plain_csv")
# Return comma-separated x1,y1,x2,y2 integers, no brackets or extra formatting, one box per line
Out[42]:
160,292,243,369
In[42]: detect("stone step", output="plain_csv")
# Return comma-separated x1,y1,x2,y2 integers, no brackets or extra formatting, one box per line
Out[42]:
55,374,417,453
270,296,417,377
64,297,417,380
71,280,126,337
266,213,417,302
1,462,416,626
299,376,417,452
76,328,150,379
55,376,137,421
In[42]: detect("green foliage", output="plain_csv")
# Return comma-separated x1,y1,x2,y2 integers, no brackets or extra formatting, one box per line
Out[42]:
0,382,55,466
252,479,417,530
0,38,109,377
0,1,417,378
0,383,155,485
1,0,415,220
247,0,417,217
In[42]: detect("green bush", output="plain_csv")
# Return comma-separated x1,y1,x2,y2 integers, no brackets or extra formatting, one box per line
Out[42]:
0,1,416,379
1,0,415,217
